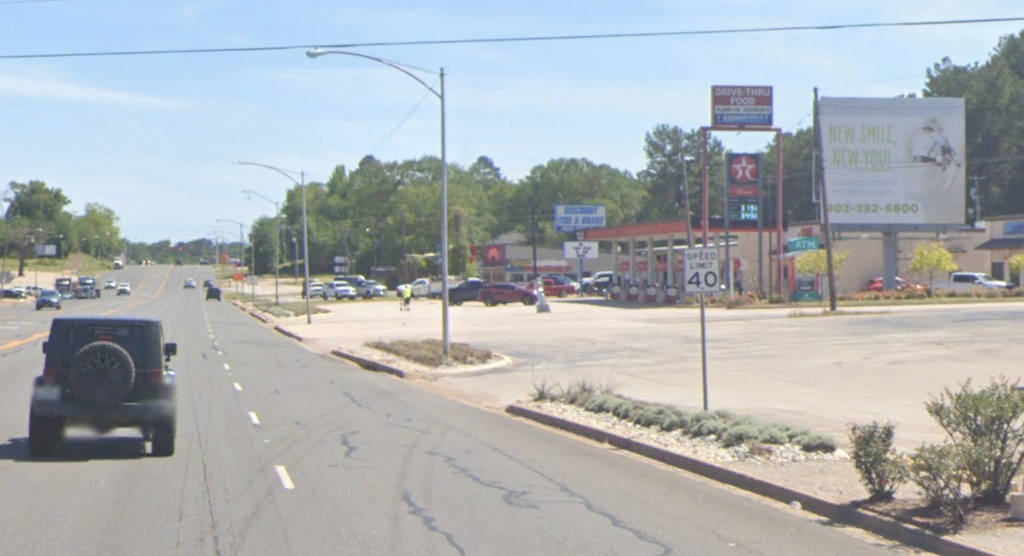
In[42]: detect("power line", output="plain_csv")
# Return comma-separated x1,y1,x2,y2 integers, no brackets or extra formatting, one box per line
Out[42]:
1,16,1023,59
0,0,79,4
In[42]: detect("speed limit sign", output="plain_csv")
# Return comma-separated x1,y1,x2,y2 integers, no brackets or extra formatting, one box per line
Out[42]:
683,248,720,294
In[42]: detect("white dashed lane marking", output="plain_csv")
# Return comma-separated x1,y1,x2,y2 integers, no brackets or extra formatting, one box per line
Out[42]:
275,465,295,490
248,412,260,425
223,363,230,371
233,382,243,392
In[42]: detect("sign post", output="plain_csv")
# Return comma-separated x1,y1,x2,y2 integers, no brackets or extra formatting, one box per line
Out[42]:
564,241,598,293
684,248,720,410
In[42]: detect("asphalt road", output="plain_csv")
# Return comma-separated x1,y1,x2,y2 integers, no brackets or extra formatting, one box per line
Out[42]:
0,265,921,555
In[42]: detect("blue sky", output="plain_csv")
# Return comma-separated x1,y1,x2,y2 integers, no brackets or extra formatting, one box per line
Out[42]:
0,0,1021,243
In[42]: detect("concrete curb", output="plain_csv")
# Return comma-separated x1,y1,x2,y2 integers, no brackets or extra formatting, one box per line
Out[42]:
247,310,270,324
273,325,304,342
330,349,406,378
505,404,1003,556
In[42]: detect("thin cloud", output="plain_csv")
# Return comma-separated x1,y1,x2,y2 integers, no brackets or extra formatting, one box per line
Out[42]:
0,73,192,110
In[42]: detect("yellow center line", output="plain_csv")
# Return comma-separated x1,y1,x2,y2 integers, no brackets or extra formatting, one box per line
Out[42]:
0,331,48,351
102,307,120,316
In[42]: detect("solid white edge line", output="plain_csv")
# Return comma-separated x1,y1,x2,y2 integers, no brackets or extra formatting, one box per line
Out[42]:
233,382,243,391
248,411,260,425
274,465,295,490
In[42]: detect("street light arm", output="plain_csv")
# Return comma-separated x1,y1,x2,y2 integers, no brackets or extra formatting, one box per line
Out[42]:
233,161,302,187
242,189,277,206
306,48,441,100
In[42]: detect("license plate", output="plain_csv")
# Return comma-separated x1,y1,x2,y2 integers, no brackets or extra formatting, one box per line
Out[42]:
33,386,61,402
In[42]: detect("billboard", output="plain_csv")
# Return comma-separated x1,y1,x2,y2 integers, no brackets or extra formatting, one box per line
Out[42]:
554,205,606,233
712,86,773,127
819,97,965,226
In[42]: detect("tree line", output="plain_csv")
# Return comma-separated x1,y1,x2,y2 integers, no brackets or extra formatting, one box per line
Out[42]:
5,30,1024,280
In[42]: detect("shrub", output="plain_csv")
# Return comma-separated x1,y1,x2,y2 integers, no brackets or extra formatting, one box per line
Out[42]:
910,443,967,525
610,399,636,420
800,433,838,454
760,427,789,445
849,421,908,501
925,377,1024,505
584,394,619,414
635,406,669,428
784,427,812,443
722,424,764,448
660,413,688,432
692,418,727,438
531,380,562,402
564,379,597,406
690,411,720,425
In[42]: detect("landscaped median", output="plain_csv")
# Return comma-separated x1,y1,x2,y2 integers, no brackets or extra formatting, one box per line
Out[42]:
505,400,1002,556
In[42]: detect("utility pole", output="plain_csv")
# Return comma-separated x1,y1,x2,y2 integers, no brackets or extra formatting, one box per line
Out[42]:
814,87,839,311
968,175,986,225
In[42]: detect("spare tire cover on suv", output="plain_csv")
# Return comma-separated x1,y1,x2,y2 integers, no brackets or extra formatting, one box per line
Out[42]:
70,341,136,406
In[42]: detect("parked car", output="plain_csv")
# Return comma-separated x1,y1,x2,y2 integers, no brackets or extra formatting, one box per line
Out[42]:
357,280,387,299
336,275,366,288
526,277,577,298
931,272,1013,292
865,276,922,292
302,280,323,298
35,289,62,310
582,271,615,294
322,280,357,300
478,282,538,306
2,288,26,299
25,285,42,297
206,286,222,301
448,278,486,305
117,283,131,296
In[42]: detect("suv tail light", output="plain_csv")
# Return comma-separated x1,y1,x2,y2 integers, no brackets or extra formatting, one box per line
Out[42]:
42,367,59,385
148,369,164,380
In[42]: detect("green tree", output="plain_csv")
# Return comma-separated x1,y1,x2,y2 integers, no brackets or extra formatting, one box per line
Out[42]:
794,249,849,275
924,32,1024,217
639,126,726,224
909,242,958,291
5,180,73,275
1008,252,1024,285
761,127,817,225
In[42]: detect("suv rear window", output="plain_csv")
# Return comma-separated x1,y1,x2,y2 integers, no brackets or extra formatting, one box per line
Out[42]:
64,323,149,368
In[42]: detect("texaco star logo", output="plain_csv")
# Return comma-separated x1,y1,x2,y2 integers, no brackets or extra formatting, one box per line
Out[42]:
730,155,758,182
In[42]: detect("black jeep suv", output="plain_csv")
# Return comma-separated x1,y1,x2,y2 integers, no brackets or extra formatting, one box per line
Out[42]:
29,317,178,457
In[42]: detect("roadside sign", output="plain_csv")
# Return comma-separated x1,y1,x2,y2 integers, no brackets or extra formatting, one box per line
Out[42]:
787,236,820,253
246,275,259,285
233,272,244,282
554,205,606,233
712,85,773,127
683,248,720,293
563,241,599,260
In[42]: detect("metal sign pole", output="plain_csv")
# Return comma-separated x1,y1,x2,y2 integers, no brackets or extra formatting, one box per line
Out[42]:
700,293,708,411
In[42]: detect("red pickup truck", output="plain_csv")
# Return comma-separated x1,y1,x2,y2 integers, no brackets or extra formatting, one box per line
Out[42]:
525,277,576,298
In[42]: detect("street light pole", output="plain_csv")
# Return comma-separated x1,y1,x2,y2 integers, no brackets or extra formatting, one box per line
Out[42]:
217,219,247,296
233,161,312,324
243,189,281,305
306,47,450,361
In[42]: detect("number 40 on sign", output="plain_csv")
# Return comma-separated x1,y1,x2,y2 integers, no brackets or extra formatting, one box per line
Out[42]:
683,248,720,294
